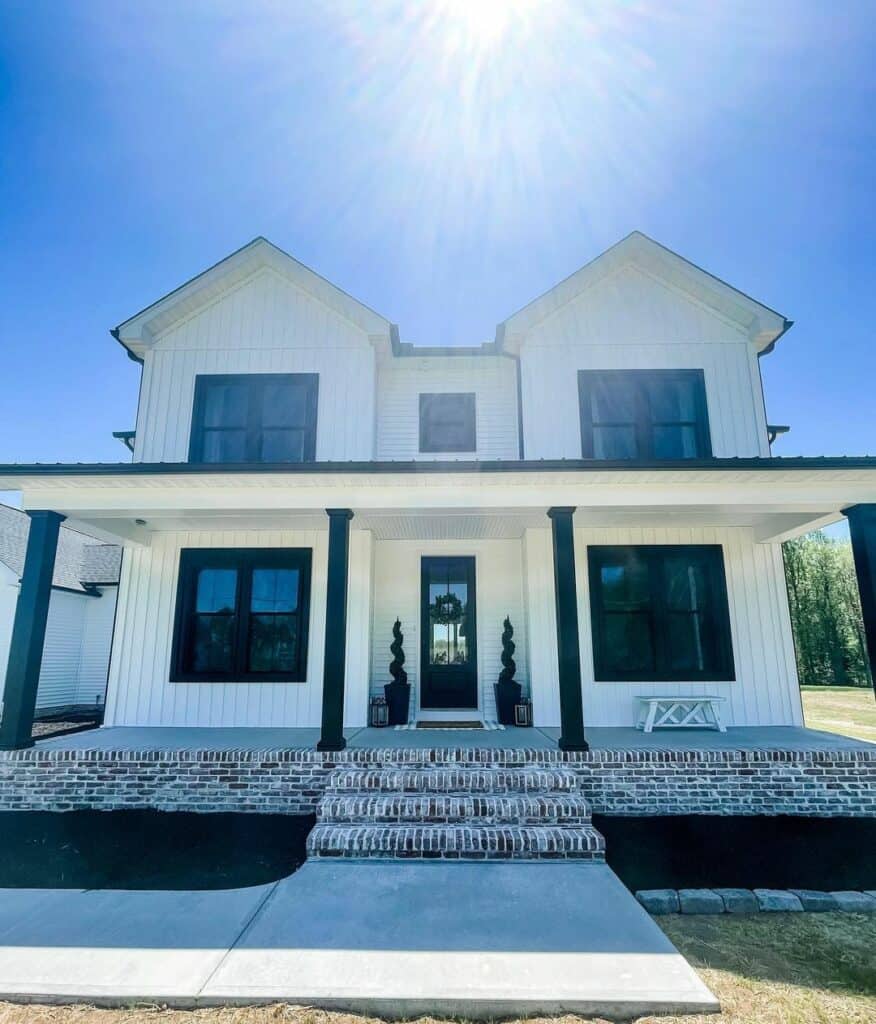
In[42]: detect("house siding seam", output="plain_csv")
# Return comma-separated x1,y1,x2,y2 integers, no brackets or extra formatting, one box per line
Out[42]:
0,747,873,817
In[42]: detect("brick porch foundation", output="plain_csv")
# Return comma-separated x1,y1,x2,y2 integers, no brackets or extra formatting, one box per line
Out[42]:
0,745,874,817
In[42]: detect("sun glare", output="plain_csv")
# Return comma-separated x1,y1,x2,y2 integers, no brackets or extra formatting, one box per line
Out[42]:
434,0,541,49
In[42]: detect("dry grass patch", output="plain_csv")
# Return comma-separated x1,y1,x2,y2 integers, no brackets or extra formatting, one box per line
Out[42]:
801,685,876,743
0,913,873,1024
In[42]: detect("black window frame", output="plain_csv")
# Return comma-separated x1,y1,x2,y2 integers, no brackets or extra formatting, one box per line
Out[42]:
188,373,319,464
587,544,735,683
419,392,477,453
578,369,712,461
170,547,312,683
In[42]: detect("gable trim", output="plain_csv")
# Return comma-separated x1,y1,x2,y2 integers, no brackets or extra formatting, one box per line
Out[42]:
496,231,791,354
113,237,394,360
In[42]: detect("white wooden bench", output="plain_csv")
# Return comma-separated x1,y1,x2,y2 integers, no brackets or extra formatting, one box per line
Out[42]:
636,696,727,733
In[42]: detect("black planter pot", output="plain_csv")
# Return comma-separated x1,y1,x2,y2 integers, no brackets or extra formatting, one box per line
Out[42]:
494,679,522,726
384,681,411,726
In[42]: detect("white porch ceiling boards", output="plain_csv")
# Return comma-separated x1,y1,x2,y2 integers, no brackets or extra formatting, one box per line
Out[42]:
4,463,876,544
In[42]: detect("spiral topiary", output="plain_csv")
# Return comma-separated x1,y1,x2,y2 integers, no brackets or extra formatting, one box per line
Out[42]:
498,615,516,685
389,617,408,686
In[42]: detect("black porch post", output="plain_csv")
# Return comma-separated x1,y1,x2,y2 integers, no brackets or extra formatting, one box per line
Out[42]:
547,506,588,751
843,504,876,696
317,508,354,751
0,510,65,750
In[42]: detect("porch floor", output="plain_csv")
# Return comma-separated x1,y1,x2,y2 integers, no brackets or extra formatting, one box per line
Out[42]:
35,723,873,753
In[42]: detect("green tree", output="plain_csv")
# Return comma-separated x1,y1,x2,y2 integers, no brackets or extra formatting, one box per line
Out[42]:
783,531,871,686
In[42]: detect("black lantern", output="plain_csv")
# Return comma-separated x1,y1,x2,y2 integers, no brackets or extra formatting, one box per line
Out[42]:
514,697,533,727
370,695,390,728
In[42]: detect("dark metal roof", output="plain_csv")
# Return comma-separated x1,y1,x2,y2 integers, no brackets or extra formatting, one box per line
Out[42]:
2,457,876,477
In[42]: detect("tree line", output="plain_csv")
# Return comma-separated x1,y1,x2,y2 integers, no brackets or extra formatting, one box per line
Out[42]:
783,531,871,687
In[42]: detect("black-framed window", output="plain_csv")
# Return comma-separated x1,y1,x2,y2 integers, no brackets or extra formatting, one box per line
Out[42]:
419,393,476,453
588,545,734,682
188,373,318,463
578,370,711,460
170,548,312,682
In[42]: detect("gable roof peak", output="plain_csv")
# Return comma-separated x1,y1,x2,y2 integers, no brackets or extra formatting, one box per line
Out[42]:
496,231,791,354
112,237,395,362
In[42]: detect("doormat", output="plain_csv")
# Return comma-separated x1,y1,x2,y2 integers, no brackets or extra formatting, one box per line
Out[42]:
393,720,505,731
417,720,484,730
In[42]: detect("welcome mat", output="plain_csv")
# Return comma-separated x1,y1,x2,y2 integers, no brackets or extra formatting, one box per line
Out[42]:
393,721,505,731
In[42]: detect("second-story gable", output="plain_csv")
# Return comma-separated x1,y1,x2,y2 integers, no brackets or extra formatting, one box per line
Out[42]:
115,238,394,464
112,232,790,466
500,233,789,461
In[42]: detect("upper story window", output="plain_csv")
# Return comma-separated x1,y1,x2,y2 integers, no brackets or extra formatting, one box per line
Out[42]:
578,369,711,460
587,544,734,682
419,392,476,453
189,373,318,463
170,547,312,682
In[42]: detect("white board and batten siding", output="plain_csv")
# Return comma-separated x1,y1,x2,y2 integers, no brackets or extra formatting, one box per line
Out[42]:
74,587,119,708
525,525,802,728
0,573,118,714
376,357,519,461
103,528,372,729
0,564,19,703
132,267,377,464
370,538,527,721
518,264,770,460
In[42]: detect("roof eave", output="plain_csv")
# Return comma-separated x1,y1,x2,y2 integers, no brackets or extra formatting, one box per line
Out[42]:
112,237,395,359
758,318,795,358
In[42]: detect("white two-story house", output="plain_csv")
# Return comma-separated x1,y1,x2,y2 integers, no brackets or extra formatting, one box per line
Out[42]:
3,231,876,752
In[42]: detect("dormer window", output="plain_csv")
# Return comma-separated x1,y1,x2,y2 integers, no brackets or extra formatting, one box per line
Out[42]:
578,369,711,461
419,393,476,453
189,374,318,463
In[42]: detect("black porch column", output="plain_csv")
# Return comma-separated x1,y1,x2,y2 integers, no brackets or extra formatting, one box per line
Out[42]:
547,507,588,751
843,504,876,696
317,508,354,751
0,510,65,750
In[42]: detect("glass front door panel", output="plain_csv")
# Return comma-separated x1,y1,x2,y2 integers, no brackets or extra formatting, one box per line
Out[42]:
428,573,468,666
421,556,478,709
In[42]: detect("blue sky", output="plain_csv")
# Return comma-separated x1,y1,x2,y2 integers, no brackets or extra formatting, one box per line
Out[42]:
1,0,875,477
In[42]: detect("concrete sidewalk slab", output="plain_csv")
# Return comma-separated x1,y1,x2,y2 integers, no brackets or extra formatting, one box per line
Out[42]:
0,864,717,1016
205,862,718,1017
0,884,274,1001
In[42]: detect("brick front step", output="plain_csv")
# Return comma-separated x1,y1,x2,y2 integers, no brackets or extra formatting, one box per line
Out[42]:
318,792,593,825
306,823,606,860
326,766,580,794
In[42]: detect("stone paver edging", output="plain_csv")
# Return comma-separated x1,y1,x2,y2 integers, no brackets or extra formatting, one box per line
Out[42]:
637,887,876,915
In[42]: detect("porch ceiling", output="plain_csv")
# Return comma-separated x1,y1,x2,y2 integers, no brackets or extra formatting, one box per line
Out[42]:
45,506,842,547
2,460,875,546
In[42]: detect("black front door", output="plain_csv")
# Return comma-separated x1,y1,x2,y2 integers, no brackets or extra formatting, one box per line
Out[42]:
420,556,477,710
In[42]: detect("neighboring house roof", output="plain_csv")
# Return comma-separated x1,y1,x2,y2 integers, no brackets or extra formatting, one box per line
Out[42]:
496,231,792,355
112,237,397,362
0,505,121,593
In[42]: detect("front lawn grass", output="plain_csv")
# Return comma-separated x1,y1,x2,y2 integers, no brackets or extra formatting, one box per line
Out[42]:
1,912,873,1024
801,684,876,743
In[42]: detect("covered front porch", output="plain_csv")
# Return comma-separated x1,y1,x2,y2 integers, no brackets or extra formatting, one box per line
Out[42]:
3,459,876,756
33,722,873,753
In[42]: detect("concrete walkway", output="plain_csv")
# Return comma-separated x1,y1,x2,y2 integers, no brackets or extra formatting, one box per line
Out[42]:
0,862,718,1017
